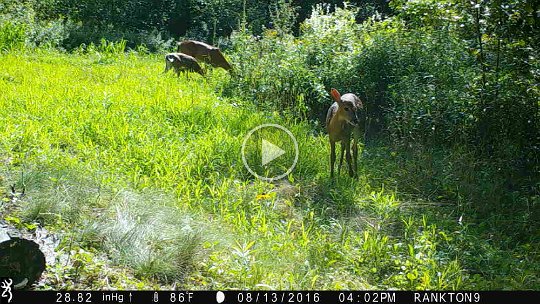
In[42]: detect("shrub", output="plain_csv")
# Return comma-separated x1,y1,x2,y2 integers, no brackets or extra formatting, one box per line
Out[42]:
226,4,478,145
0,20,26,51
226,29,323,120
0,0,71,50
357,24,476,144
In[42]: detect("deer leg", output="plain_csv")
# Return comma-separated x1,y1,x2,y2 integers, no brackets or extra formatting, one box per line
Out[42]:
330,141,336,178
338,141,345,176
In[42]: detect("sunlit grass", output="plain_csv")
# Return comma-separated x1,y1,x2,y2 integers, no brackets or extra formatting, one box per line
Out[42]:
0,50,537,290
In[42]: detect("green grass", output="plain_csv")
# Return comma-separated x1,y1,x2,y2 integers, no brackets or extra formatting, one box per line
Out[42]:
0,49,538,290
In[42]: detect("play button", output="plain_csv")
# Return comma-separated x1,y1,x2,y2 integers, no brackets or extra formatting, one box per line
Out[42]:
242,124,299,182
261,139,285,166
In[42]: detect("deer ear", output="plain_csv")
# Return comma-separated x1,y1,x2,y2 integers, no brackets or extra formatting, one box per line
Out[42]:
330,88,342,104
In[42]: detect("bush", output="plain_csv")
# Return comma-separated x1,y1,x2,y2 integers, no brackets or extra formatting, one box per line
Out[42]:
224,4,362,124
0,20,26,51
226,29,324,121
226,3,482,146
358,25,476,144
0,0,72,50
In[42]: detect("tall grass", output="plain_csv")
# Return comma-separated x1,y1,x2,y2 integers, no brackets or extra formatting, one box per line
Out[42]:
0,50,537,290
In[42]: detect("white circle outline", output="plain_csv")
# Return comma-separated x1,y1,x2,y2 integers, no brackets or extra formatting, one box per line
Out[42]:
241,123,299,182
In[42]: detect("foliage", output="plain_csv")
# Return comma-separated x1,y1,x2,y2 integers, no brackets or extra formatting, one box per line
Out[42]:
1,50,538,290
0,20,26,51
0,0,72,49
0,0,538,292
0,1,395,49
227,1,538,177
226,4,478,144
225,29,322,120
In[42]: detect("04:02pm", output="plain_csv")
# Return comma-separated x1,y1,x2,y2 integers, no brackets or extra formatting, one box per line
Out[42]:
339,292,396,303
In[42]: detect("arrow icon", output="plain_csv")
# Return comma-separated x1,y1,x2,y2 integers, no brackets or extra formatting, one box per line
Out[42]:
261,139,285,166
241,123,299,182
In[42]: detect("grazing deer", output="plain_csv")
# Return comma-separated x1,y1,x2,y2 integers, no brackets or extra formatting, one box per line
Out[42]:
177,40,233,71
164,53,205,76
326,88,365,178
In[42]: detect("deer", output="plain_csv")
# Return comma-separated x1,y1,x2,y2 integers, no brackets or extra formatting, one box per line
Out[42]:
177,40,233,72
164,53,205,76
326,88,365,178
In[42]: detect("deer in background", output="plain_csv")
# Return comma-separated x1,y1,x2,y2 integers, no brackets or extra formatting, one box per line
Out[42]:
177,40,233,72
164,53,205,76
326,88,365,178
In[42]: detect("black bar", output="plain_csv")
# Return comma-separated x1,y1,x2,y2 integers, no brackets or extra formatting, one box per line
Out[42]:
1,290,538,304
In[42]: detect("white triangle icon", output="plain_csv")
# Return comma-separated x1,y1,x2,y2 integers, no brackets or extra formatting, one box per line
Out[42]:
261,139,285,166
